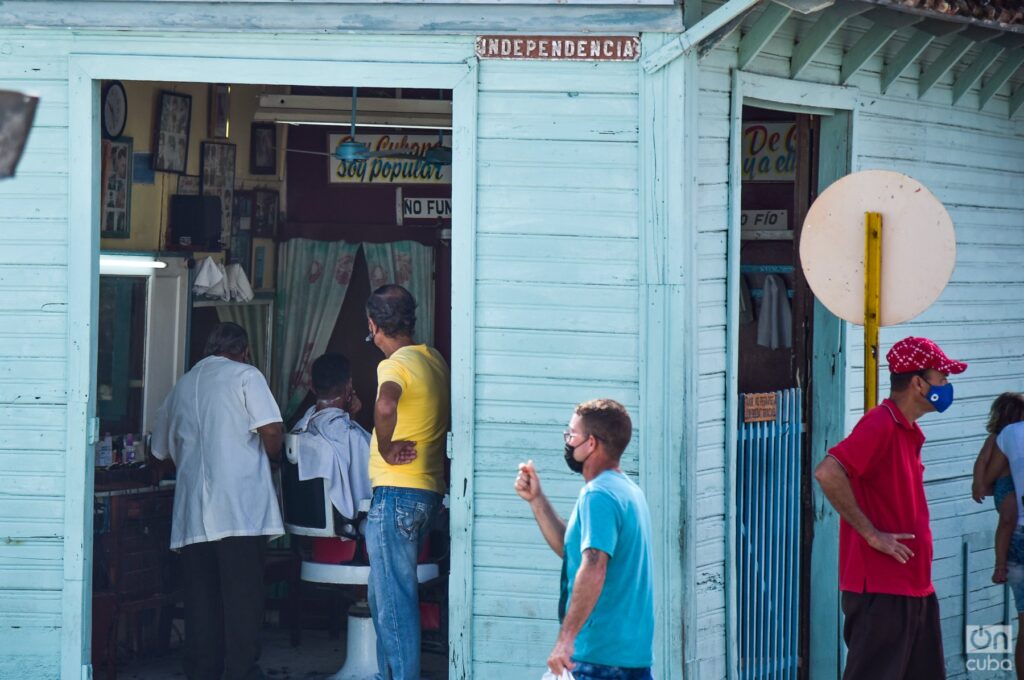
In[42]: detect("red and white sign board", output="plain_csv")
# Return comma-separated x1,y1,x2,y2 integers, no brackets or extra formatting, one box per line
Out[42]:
475,35,640,61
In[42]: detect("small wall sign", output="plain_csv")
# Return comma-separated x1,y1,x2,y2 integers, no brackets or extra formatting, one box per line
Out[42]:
475,35,640,61
742,122,797,182
744,393,778,423
328,133,451,185
402,197,451,221
741,210,789,231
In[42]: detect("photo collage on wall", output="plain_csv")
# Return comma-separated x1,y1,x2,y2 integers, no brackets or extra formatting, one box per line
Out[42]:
99,81,281,289
200,140,236,246
100,138,132,238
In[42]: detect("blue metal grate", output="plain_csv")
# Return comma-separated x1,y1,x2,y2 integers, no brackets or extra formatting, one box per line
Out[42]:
737,388,802,680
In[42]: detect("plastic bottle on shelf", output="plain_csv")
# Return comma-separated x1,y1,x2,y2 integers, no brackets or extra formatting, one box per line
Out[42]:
97,433,113,467
124,433,136,463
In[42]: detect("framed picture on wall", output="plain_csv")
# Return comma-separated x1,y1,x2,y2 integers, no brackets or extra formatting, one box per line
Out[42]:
200,141,236,241
252,237,276,290
233,190,253,232
153,90,191,174
100,137,132,238
230,230,252,277
176,174,199,195
250,123,277,175
209,84,230,139
252,188,279,238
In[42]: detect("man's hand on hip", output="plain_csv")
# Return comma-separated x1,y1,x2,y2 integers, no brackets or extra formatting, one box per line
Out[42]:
381,440,417,465
866,530,915,564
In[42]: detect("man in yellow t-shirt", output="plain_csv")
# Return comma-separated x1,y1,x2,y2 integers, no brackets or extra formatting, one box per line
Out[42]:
364,284,450,680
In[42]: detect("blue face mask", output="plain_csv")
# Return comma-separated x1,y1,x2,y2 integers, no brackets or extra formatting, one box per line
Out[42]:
925,381,954,413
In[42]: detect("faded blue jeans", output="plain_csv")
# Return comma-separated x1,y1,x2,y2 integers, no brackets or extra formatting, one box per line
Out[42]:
571,662,654,680
366,486,442,680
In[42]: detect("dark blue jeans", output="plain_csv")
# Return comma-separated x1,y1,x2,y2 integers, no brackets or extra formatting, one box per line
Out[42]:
366,486,442,680
572,662,654,680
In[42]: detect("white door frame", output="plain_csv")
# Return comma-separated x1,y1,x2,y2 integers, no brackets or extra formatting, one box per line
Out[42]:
66,49,478,679
725,70,858,680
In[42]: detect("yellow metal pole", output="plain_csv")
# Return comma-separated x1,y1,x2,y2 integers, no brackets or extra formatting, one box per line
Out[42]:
864,212,882,413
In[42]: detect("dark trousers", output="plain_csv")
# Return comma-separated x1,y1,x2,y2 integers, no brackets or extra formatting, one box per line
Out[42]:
842,591,945,680
180,536,268,680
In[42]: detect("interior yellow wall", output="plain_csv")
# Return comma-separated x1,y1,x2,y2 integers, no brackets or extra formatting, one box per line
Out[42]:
100,80,287,263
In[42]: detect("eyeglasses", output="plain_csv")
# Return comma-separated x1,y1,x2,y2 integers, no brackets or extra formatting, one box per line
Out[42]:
563,430,604,445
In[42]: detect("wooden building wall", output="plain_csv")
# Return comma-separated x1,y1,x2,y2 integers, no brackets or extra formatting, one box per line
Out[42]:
0,28,668,679
0,28,72,679
697,6,1024,677
470,56,643,677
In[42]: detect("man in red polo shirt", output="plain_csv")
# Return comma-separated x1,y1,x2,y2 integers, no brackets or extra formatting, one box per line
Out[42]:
815,336,967,679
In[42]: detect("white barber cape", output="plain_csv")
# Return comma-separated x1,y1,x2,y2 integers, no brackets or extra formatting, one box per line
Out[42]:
151,355,285,550
291,406,372,520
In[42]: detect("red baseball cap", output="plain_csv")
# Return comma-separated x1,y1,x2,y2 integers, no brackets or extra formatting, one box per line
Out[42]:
886,336,967,375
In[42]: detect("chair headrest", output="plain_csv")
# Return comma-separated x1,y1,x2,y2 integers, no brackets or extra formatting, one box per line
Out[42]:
284,433,300,464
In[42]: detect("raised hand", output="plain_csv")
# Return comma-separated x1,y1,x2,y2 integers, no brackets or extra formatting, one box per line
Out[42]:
515,459,543,503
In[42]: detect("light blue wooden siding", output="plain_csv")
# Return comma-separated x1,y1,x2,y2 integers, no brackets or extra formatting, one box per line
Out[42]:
0,1,684,34
0,29,71,679
0,27,664,678
693,45,732,680
703,7,1024,677
472,58,643,678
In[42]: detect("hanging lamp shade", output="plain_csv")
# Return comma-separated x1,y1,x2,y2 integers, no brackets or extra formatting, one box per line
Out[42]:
0,90,38,179
334,138,371,162
423,144,452,167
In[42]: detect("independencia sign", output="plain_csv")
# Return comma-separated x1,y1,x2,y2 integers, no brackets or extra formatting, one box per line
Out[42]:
328,133,452,185
475,35,640,61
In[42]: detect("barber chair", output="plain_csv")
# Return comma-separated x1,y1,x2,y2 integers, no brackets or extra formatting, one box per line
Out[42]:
281,434,440,680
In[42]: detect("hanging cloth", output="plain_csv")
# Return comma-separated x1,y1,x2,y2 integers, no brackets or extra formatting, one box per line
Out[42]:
225,263,255,303
193,256,230,301
739,274,755,325
756,274,792,349
290,406,372,521
363,241,436,346
274,239,360,418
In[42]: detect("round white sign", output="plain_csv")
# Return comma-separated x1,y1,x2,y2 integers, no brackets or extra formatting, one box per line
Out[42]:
799,170,955,326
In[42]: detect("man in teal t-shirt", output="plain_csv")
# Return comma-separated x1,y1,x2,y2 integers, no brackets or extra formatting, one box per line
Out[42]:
515,399,655,679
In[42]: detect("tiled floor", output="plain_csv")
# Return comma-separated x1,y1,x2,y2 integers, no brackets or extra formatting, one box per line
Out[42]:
116,626,448,679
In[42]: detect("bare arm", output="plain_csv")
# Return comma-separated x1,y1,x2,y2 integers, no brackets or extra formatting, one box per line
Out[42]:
982,445,1011,488
994,492,1017,583
257,422,284,461
814,455,915,564
514,460,567,556
546,548,609,673
374,381,416,465
973,434,998,502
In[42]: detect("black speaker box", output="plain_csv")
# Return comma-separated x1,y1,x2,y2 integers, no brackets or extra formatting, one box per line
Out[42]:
169,195,222,249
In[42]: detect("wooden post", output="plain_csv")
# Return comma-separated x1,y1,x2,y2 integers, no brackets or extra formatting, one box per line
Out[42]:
864,212,882,412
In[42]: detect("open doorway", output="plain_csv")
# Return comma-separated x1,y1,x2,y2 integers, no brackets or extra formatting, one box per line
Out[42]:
91,79,454,679
734,105,820,680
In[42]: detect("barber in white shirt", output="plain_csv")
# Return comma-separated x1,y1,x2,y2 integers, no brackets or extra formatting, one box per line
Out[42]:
151,322,284,680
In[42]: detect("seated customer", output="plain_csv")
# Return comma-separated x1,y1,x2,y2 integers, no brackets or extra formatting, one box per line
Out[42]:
290,353,372,522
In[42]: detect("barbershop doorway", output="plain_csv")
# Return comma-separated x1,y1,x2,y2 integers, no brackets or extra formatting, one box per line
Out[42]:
90,78,454,679
734,106,820,680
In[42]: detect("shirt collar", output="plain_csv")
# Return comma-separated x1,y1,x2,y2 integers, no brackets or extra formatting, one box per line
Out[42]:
881,398,915,431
